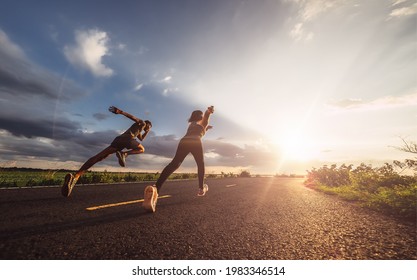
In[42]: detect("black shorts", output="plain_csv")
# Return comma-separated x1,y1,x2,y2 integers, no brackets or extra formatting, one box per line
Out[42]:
110,136,141,150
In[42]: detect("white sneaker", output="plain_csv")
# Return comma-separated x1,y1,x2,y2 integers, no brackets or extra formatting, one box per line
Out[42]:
197,184,208,196
143,185,158,212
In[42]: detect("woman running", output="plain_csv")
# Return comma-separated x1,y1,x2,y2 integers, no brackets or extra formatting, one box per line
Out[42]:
61,106,152,197
143,105,214,212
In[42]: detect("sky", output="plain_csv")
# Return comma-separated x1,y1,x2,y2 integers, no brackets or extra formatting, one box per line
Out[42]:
0,0,416,175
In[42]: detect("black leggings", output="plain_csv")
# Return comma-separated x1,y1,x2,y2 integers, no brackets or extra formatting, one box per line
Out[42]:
155,137,204,192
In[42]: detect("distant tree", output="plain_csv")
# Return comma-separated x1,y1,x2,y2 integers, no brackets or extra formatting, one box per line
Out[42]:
396,137,417,154
393,138,417,172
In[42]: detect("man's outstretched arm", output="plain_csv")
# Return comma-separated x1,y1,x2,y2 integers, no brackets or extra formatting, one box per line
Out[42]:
109,106,143,124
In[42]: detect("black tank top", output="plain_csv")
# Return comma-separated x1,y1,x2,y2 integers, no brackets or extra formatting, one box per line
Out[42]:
184,122,205,138
120,122,145,138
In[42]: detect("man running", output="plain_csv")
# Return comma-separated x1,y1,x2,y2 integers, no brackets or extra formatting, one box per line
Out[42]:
61,106,152,197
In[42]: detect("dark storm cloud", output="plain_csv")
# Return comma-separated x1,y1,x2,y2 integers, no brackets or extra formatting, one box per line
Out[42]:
0,67,54,98
93,113,109,121
205,139,244,158
0,28,85,101
205,139,279,168
144,133,180,158
0,126,117,162
70,130,116,150
0,115,81,139
0,58,83,102
1,136,65,159
0,28,94,163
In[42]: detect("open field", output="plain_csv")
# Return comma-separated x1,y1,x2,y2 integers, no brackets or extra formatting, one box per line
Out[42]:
0,168,196,188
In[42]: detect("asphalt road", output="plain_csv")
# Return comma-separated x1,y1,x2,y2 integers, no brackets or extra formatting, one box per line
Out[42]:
0,177,415,260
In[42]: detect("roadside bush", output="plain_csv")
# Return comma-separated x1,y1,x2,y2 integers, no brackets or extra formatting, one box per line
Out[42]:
306,164,352,187
25,178,38,187
238,170,251,178
306,162,417,220
366,184,417,219
181,173,192,179
124,173,138,182
144,173,156,181
221,172,236,178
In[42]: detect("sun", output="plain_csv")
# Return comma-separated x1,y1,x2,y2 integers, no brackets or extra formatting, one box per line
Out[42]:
279,131,319,162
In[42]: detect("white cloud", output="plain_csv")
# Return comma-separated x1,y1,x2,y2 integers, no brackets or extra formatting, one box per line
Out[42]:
289,23,314,41
389,2,417,18
134,83,143,91
0,29,26,60
116,43,126,50
300,0,340,21
135,46,149,55
159,76,174,95
162,87,179,97
287,0,349,21
161,76,172,82
328,92,417,111
392,0,409,6
328,98,363,108
287,0,349,41
64,29,113,77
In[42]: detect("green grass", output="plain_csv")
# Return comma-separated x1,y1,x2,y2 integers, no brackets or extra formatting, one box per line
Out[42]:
315,185,366,202
0,168,204,188
0,169,66,188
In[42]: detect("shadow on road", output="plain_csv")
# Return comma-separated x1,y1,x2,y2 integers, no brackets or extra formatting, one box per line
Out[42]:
0,210,150,241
